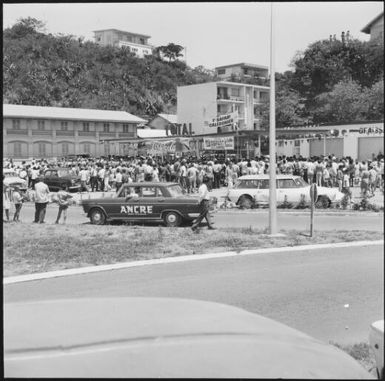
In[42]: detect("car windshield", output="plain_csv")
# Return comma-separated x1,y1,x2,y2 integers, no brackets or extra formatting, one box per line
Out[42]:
58,169,70,177
167,184,184,197
294,177,308,187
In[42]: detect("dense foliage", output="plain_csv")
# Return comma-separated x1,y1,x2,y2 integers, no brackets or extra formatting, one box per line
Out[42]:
3,18,216,117
3,19,384,125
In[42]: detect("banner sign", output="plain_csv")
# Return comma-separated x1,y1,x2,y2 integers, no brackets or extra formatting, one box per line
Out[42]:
208,112,238,128
144,139,191,154
203,136,234,150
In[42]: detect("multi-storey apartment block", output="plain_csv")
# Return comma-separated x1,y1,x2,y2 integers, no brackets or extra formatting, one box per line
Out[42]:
215,63,269,84
177,81,269,136
93,29,153,58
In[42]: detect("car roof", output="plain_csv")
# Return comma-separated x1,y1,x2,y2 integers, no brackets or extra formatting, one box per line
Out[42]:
238,174,300,180
4,297,371,378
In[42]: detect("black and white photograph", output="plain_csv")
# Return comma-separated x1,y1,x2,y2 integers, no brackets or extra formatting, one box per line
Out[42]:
3,1,384,378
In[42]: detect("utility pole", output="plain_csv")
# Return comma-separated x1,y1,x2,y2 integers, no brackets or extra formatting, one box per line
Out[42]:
268,2,277,235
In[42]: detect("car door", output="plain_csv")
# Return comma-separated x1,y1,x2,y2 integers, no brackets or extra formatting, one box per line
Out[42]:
137,186,162,220
277,179,301,204
45,170,59,191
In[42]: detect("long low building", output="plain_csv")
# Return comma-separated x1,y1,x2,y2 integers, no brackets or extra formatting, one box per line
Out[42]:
3,104,146,159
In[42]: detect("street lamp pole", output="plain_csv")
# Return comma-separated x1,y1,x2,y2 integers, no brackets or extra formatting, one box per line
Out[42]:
268,2,277,234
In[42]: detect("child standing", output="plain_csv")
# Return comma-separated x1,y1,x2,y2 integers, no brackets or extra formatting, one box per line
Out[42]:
55,189,73,224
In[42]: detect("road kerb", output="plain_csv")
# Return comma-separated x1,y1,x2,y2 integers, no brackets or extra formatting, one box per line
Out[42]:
3,240,383,285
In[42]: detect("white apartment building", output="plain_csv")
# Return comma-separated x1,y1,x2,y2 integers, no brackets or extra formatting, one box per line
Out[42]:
177,81,270,136
93,29,153,58
215,63,269,82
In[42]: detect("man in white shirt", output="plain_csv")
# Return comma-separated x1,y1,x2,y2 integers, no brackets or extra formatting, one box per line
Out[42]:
34,177,50,223
191,178,215,231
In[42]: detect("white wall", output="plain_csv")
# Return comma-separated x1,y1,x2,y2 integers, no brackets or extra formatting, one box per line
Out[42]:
177,83,217,135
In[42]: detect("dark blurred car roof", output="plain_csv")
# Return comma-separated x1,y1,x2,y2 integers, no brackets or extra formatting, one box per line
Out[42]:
4,297,372,378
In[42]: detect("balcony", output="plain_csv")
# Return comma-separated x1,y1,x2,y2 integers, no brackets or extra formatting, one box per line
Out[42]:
32,130,52,136
6,129,28,135
56,130,75,136
78,131,96,137
99,132,116,138
217,95,245,103
119,132,136,138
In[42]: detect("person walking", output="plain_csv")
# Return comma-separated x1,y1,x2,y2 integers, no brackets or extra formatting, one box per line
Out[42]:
191,177,215,231
55,189,73,224
33,177,50,223
90,165,99,192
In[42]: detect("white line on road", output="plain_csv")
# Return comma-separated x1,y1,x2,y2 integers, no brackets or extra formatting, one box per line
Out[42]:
4,240,383,285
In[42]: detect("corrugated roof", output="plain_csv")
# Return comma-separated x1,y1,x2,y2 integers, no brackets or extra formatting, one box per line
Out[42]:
361,11,384,34
3,104,146,123
158,114,178,124
137,129,168,138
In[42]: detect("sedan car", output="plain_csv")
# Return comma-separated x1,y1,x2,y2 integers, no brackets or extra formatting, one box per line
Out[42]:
4,297,373,378
3,169,28,190
43,168,81,192
81,182,216,227
227,174,345,209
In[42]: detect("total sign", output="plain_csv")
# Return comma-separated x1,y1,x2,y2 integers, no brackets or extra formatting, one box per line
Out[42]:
121,205,153,214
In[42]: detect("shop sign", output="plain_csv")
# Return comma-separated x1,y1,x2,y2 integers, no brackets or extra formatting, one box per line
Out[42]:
145,139,191,154
208,112,238,128
203,136,234,150
358,127,383,135
165,123,193,136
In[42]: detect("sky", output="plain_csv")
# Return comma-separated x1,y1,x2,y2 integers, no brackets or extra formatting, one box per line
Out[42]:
3,2,384,73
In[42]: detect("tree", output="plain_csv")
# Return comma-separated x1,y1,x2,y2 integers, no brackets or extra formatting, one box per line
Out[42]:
312,80,369,123
155,43,184,62
289,34,384,108
4,17,46,38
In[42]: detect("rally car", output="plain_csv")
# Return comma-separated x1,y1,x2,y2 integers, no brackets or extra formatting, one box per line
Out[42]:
227,174,345,209
81,182,216,227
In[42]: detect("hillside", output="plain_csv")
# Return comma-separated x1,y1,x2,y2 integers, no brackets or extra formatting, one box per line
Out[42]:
3,18,216,119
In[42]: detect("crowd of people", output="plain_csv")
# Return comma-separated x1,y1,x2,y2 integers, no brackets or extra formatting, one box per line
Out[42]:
3,153,384,223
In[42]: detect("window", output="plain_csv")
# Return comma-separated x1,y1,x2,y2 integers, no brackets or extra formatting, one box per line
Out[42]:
217,69,226,75
294,140,300,147
12,119,20,130
277,179,296,189
14,142,22,156
38,143,46,157
84,143,91,153
231,87,240,97
37,120,45,130
123,123,134,133
103,123,110,132
61,121,68,131
62,143,69,156
141,187,159,197
83,122,90,132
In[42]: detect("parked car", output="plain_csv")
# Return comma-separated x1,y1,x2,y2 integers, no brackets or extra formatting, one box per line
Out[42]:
81,182,216,227
226,174,345,209
4,297,373,378
369,320,384,379
3,169,28,191
43,168,81,192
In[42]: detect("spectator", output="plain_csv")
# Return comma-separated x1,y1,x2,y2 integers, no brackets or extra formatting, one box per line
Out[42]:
12,186,24,222
55,189,73,224
33,177,50,224
3,183,11,222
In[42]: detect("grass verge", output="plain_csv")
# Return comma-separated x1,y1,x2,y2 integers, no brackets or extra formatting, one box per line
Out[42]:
331,341,378,375
3,223,383,277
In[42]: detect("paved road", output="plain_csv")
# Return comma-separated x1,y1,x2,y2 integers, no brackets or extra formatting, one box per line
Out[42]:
15,202,384,232
5,243,383,346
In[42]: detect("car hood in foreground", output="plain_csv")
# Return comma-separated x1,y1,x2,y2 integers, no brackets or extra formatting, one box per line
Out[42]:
4,297,372,379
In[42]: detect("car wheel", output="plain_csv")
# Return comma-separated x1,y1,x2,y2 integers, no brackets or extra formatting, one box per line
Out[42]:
238,195,254,209
89,208,106,225
163,212,181,227
315,195,330,209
